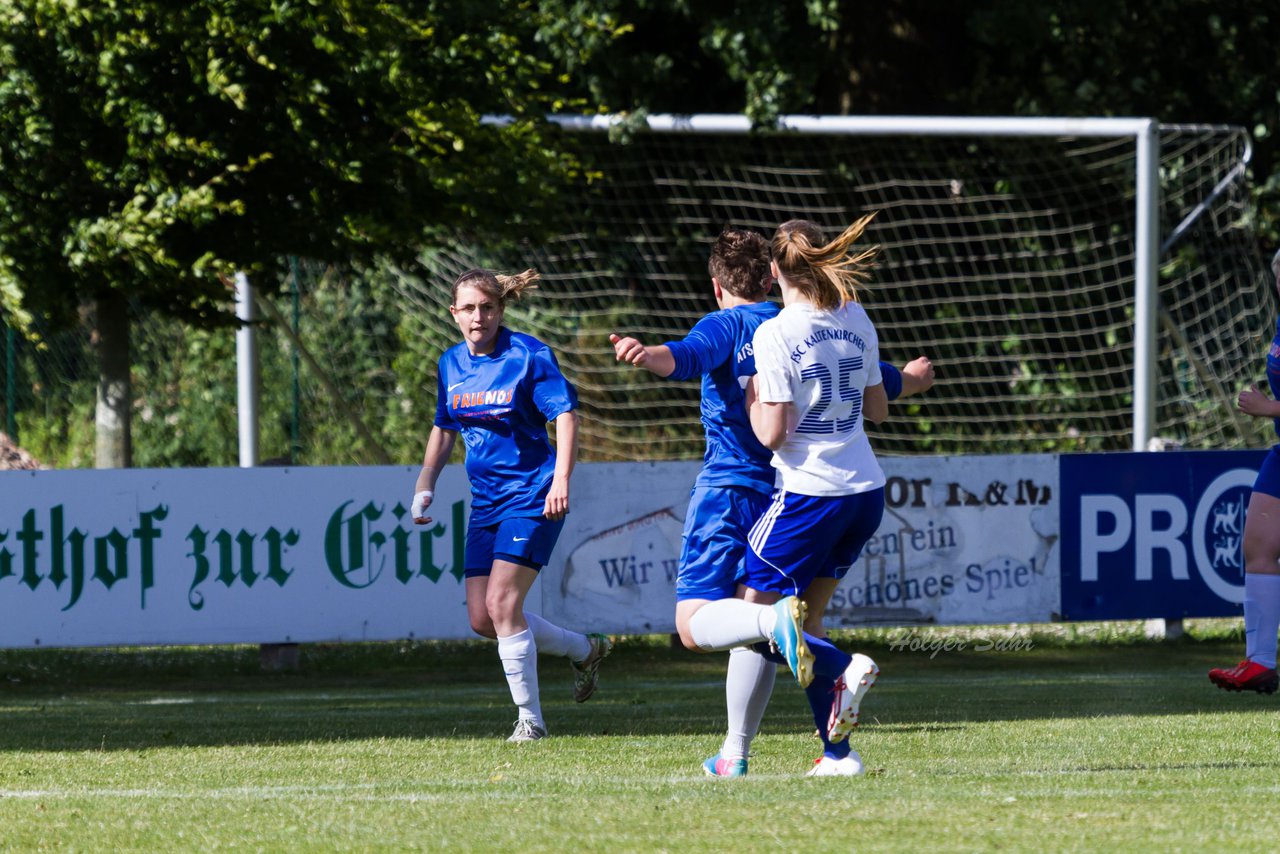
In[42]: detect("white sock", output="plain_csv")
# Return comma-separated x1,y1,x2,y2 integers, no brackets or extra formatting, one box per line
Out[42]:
687,599,777,652
525,612,591,661
721,647,776,761
1244,573,1280,669
497,629,543,724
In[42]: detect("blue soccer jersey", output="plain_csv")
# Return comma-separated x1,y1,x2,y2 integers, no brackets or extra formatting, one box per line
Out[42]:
434,328,578,527
666,302,779,494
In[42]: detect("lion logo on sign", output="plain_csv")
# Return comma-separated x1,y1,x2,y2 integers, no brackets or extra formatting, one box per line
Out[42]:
1208,495,1246,577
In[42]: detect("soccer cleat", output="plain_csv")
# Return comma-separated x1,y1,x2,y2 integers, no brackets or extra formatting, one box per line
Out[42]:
571,633,613,703
1209,659,1279,694
506,719,548,742
806,751,864,777
702,753,748,778
828,653,879,743
770,596,814,688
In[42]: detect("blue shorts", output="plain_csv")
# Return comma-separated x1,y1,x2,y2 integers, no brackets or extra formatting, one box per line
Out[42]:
464,515,565,577
676,485,772,601
1254,446,1280,500
745,488,885,597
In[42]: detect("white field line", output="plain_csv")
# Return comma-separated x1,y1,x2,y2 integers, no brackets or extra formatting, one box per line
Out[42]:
0,775,804,800
0,785,457,802
0,687,498,708
3,776,1280,803
5,670,1198,712
0,680,725,710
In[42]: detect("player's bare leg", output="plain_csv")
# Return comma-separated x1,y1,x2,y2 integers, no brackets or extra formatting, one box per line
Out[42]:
1210,490,1280,694
488,561,548,740
465,576,497,639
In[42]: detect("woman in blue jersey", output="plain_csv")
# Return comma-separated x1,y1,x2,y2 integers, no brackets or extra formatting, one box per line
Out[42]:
611,231,779,643
685,215,889,776
411,268,611,742
611,229,782,776
611,229,935,777
1209,248,1280,695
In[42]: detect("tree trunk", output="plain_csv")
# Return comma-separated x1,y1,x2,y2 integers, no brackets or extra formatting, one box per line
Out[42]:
94,290,132,468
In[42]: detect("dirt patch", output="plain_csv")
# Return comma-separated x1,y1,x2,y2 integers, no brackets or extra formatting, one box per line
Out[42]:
0,432,41,470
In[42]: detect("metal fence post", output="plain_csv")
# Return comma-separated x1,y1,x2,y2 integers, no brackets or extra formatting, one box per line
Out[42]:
289,257,302,465
235,272,259,468
3,318,15,441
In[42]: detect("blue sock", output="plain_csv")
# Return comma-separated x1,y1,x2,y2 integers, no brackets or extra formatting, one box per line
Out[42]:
752,634,850,679
805,674,850,760
807,633,851,681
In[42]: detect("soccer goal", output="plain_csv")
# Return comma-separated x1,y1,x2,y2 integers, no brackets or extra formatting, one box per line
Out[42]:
400,114,1271,461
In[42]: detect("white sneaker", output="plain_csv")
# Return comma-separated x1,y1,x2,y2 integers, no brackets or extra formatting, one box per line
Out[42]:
507,719,548,742
806,751,865,777
828,653,878,743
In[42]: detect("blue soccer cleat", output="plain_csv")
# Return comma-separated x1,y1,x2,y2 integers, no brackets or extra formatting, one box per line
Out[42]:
702,753,748,778
771,596,814,688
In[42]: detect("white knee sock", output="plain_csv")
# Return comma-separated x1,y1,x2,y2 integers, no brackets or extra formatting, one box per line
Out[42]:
524,612,591,661
721,647,776,761
1244,573,1280,669
687,599,777,652
497,629,543,724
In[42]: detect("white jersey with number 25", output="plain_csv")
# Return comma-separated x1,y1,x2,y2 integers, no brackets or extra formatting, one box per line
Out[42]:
752,300,885,497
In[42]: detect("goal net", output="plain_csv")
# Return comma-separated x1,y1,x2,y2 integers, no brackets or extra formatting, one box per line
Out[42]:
393,117,1272,462
8,118,1268,468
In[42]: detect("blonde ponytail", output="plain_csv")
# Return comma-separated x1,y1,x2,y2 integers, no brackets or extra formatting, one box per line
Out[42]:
494,269,540,302
771,214,879,309
452,267,542,305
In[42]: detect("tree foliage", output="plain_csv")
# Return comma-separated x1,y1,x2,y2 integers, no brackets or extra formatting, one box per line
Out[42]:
2,0,1274,333
0,0,624,331
547,0,1279,236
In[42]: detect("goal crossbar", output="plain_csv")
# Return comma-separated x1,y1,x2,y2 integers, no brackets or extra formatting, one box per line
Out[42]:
489,113,1164,450
545,113,1156,139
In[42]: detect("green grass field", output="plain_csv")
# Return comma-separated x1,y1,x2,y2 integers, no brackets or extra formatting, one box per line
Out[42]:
0,624,1274,852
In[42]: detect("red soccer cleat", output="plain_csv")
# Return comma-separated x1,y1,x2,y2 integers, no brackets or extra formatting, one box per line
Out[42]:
1209,659,1279,694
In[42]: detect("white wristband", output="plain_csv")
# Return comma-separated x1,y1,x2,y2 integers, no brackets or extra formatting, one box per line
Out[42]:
411,489,434,520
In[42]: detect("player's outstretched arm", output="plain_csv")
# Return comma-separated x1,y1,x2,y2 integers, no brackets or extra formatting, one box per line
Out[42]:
609,333,676,378
412,426,458,524
898,356,935,398
1239,384,1280,419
